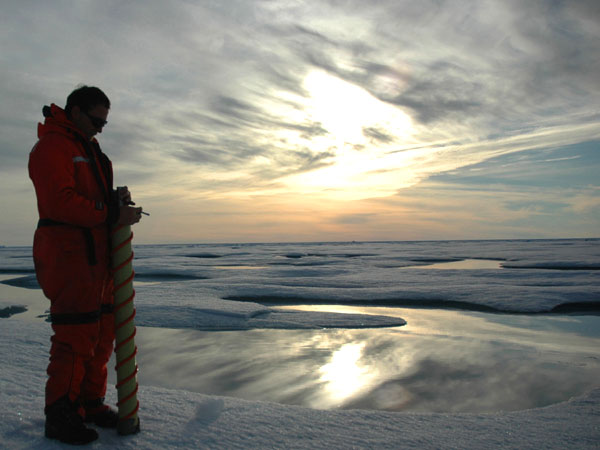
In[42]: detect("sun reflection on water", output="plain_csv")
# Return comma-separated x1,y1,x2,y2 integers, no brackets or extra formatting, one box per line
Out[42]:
318,342,374,407
111,306,600,413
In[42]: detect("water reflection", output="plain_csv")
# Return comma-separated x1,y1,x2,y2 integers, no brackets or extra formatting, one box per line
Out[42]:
115,306,600,413
319,342,373,407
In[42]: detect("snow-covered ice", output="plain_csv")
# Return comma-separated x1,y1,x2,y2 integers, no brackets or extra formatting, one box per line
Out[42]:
1,239,599,448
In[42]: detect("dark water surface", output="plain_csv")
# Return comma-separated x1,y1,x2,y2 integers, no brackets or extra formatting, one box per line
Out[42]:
118,305,600,413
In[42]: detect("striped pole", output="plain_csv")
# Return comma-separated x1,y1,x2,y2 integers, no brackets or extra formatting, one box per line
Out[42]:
111,224,141,435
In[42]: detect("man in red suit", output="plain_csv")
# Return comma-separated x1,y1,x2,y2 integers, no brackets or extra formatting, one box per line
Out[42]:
29,86,143,445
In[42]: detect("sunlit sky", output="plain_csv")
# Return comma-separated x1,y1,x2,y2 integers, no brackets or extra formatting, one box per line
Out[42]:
1,0,599,245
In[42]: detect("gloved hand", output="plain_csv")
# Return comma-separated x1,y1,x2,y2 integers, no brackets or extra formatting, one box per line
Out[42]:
115,186,143,225
118,205,143,225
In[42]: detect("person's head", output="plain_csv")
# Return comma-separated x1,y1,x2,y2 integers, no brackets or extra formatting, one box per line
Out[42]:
65,85,110,140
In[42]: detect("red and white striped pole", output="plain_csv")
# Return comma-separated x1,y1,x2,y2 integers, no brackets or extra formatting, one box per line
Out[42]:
111,223,141,435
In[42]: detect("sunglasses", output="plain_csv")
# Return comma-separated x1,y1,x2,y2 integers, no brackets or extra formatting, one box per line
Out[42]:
83,111,108,129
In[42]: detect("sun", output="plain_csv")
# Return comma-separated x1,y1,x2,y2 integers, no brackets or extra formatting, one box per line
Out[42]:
303,70,412,146
279,70,418,199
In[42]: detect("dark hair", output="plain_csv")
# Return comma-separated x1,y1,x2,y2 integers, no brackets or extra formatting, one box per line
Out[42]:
65,85,110,117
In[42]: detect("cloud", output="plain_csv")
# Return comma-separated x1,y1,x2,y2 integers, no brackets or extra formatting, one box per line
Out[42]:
362,127,395,145
1,0,599,244
332,214,376,225
277,0,600,135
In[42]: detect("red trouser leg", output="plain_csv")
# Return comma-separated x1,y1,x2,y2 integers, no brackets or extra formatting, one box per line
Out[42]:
35,227,114,408
46,322,100,407
46,311,115,407
80,312,115,401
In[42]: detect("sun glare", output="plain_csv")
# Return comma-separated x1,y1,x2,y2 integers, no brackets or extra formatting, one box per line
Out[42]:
303,70,412,146
319,342,373,405
278,70,419,199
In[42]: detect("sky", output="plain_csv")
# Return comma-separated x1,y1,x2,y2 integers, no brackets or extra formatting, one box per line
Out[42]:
1,0,599,245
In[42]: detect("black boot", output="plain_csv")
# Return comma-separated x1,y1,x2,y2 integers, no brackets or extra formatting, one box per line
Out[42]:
83,398,119,428
45,396,99,445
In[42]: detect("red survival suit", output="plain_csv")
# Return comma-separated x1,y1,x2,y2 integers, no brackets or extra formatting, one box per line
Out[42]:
29,104,120,408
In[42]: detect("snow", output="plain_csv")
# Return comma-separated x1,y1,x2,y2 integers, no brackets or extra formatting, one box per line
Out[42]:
1,319,599,449
135,239,600,317
3,239,599,326
1,315,599,449
1,239,599,448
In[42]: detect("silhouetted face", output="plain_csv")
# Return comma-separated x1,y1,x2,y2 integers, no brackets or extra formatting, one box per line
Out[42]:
71,104,109,140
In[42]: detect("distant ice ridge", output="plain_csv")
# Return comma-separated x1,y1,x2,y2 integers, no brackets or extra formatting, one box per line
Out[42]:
1,239,598,329
132,239,600,320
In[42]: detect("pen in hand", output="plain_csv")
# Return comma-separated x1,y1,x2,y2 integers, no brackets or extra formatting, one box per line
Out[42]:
124,198,149,216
